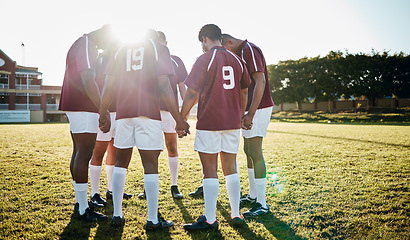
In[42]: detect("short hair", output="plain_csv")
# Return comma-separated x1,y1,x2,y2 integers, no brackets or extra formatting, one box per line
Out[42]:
221,33,235,45
145,29,159,41
157,31,166,42
198,24,222,42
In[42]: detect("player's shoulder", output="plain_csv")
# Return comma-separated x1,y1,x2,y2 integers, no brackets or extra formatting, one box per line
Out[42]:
171,55,181,61
243,40,263,54
196,50,213,63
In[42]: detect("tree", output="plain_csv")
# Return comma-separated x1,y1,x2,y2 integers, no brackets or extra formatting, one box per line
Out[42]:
267,50,410,109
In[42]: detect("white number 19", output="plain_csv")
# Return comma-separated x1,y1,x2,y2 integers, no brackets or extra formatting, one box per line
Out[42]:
222,66,235,90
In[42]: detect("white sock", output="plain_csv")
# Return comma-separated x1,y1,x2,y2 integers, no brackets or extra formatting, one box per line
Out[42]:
105,165,114,191
225,173,241,218
254,178,267,208
145,174,159,224
236,159,240,179
75,183,88,215
168,156,179,186
247,168,257,199
89,165,102,197
72,180,78,203
203,178,219,224
112,167,127,217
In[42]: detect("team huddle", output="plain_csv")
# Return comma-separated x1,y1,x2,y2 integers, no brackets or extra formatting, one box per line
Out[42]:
59,24,274,231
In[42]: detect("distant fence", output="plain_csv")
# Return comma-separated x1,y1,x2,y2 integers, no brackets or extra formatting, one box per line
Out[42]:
273,98,410,112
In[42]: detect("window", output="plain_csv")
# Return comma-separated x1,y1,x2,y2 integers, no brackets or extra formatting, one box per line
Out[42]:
0,74,8,85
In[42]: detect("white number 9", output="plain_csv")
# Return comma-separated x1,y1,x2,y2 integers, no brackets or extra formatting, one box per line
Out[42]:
222,66,235,90
126,48,144,71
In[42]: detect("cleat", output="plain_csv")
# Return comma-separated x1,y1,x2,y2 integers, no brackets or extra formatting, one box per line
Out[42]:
74,202,79,213
231,216,246,227
106,190,112,200
88,200,104,209
106,190,133,200
90,193,107,206
240,194,256,205
111,216,125,226
123,192,133,199
75,201,103,212
171,186,183,199
189,186,203,198
183,215,219,231
78,207,108,222
138,190,146,199
243,203,270,218
146,214,174,231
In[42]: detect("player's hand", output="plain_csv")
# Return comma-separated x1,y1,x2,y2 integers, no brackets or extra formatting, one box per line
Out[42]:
183,113,189,122
176,120,190,138
99,111,111,133
241,114,253,130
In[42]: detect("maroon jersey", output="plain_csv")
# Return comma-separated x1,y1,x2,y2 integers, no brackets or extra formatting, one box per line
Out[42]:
95,53,116,112
185,46,251,131
240,40,274,110
106,39,174,121
159,55,188,111
59,34,99,113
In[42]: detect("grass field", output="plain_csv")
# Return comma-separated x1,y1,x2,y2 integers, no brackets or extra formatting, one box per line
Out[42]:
0,121,409,239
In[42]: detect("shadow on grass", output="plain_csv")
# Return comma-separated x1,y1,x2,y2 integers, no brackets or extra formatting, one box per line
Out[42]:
173,197,196,223
185,227,225,240
93,202,125,240
217,202,305,240
257,212,306,240
59,212,94,240
268,130,410,148
94,221,124,240
146,227,172,240
173,198,224,239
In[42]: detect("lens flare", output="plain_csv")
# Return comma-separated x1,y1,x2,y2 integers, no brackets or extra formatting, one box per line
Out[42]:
266,169,286,195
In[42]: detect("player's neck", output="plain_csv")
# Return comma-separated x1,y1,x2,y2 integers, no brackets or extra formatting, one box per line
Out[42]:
207,41,222,51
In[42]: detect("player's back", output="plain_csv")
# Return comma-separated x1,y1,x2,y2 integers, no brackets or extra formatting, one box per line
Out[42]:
186,46,250,131
241,40,274,110
108,38,174,121
59,34,99,113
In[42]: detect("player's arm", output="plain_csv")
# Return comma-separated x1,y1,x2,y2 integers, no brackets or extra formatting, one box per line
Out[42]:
80,69,100,109
242,71,265,129
177,82,189,120
99,74,116,133
241,88,252,130
158,75,190,136
178,82,187,100
180,87,198,137
247,71,265,117
180,87,198,119
241,88,248,116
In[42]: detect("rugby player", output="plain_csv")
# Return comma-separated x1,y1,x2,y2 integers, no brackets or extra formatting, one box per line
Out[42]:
99,30,189,228
180,24,251,231
59,25,114,221
222,33,274,217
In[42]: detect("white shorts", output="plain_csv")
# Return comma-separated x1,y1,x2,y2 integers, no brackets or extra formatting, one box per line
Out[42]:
194,129,241,154
160,111,176,133
96,112,117,141
114,117,164,150
242,106,273,138
66,112,99,134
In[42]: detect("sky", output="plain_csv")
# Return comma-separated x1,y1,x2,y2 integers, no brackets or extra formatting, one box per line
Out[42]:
1,0,410,86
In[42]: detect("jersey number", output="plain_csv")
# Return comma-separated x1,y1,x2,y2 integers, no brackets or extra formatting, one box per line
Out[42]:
222,66,235,90
126,48,144,71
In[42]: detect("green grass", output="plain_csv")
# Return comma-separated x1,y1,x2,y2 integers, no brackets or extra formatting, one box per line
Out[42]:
271,109,410,125
0,121,409,239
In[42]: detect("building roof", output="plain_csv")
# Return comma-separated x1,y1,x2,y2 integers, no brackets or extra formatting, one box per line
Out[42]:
15,65,42,75
0,49,14,62
15,68,42,75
